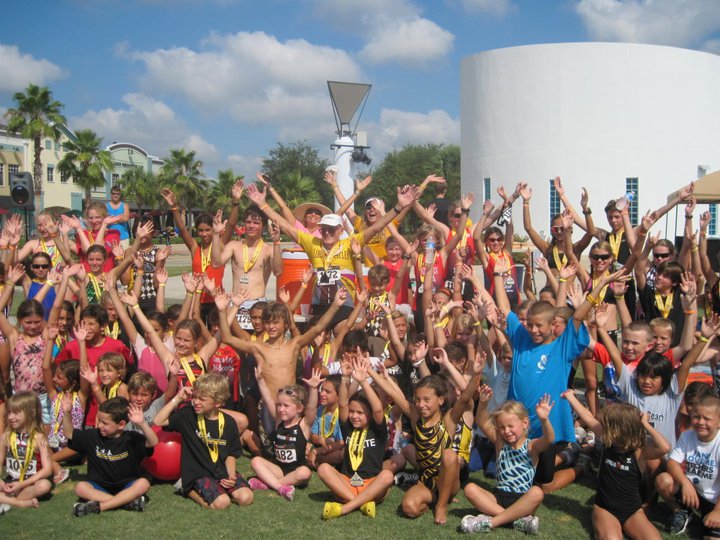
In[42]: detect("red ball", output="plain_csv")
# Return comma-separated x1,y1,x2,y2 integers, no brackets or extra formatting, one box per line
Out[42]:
142,426,182,481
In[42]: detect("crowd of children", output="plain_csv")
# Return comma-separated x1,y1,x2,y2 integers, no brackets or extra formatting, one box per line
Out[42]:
2,171,720,539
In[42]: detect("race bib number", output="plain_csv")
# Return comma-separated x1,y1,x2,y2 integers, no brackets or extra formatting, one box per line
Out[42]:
317,269,340,286
5,457,36,479
274,447,297,464
236,309,253,330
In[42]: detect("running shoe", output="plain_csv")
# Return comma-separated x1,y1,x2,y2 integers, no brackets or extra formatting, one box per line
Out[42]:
393,471,419,487
278,484,295,501
124,495,147,512
460,514,492,533
667,509,690,535
248,477,269,490
513,515,540,535
73,500,100,517
0,503,10,515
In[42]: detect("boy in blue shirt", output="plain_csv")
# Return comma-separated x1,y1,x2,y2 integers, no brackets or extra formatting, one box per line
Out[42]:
491,258,605,492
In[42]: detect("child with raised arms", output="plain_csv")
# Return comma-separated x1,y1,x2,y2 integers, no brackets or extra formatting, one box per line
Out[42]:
154,373,253,510
460,390,555,534
67,396,158,516
319,355,395,519
368,350,484,525
563,391,668,540
0,391,52,512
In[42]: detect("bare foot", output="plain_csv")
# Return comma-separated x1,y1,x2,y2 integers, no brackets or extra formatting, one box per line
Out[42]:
434,505,447,525
15,498,39,509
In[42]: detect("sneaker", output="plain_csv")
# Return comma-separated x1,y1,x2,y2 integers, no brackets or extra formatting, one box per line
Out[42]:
248,478,269,491
124,495,146,512
173,478,183,493
0,503,10,515
360,501,375,518
322,501,342,520
513,515,540,535
394,471,419,487
667,509,690,535
484,461,497,479
73,500,100,517
54,468,70,485
559,442,581,466
460,514,492,533
278,484,295,501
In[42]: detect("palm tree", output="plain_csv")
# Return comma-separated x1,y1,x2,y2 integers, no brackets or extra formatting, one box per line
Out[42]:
56,129,114,207
205,168,242,214
159,148,207,227
5,84,66,210
117,167,160,215
276,171,321,209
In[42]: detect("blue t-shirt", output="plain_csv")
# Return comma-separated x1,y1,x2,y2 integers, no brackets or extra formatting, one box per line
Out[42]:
106,201,130,240
506,311,589,442
311,407,343,442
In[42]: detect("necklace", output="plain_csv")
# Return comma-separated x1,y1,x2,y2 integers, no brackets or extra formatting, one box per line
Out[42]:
198,412,225,463
268,337,288,350
320,407,339,439
348,427,368,472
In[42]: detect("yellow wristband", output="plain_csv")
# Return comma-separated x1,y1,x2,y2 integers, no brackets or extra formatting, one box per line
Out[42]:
558,278,567,283
699,336,709,343
472,321,481,327
132,304,140,310
300,282,308,289
385,314,393,319
194,290,203,295
46,280,55,287
691,246,699,253
136,270,144,275
158,283,166,288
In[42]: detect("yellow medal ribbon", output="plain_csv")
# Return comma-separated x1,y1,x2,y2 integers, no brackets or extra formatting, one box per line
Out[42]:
608,229,624,260
55,334,67,352
591,272,610,303
88,273,103,301
105,380,121,399
322,242,343,271
52,391,78,435
9,431,36,482
348,428,368,472
322,342,332,367
320,407,339,439
655,291,674,318
242,239,264,274
369,291,388,314
179,353,205,386
40,239,62,267
105,321,120,339
455,227,468,251
200,246,212,272
552,246,567,270
198,412,225,463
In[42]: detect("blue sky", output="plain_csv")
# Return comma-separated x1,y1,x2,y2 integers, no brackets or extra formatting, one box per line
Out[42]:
2,0,719,179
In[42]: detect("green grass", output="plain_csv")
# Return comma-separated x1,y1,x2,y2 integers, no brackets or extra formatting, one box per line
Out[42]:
1,458,696,539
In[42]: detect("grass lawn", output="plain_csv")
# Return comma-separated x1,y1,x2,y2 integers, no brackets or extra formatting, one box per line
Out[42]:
1,456,697,539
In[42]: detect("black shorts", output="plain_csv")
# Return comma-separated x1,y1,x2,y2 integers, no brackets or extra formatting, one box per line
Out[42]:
190,475,250,505
677,494,720,538
533,442,566,485
493,488,523,509
595,497,642,524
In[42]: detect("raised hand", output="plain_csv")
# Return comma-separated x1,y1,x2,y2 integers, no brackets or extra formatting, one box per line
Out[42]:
685,197,697,218
482,199,495,216
160,188,178,208
641,210,657,232
7,263,25,284
519,183,532,202
356,176,372,193
269,222,281,243
119,292,139,307
700,211,712,231
231,178,245,201
155,267,168,285
350,237,362,256
610,279,628,297
559,263,577,281
334,287,348,306
460,192,475,211
245,183,266,206
496,186,510,204
396,184,420,208
213,293,230,311
535,394,554,421
133,252,145,270
580,188,589,211
469,350,486,375
111,242,125,260
212,209,226,235
167,357,180,376
350,355,368,382
494,255,511,275
278,286,290,304
136,220,154,240
594,302,610,328
553,177,565,197
426,203,437,219
45,323,59,341
201,273,217,296
255,172,270,187
355,287,368,306
181,272,197,293
232,288,249,307
477,384,493,404
80,366,98,386
431,347,449,367
155,245,171,264
128,403,145,425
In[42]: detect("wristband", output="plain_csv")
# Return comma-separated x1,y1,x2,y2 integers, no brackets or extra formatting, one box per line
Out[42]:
170,206,178,211
260,204,269,211
49,232,58,239
46,280,55,287
131,304,140,310
402,253,411,260
194,290,203,295
273,242,280,246
523,203,530,207
116,256,124,261
686,215,693,219
8,246,15,250
231,201,240,207
385,314,393,319
136,270,144,275
472,321,481,327
699,336,709,343
583,209,592,215
300,282,308,289
393,205,402,213
459,208,469,213
691,246,699,253
158,283,166,288
684,310,695,315
412,358,425,367
586,294,599,306
558,278,567,283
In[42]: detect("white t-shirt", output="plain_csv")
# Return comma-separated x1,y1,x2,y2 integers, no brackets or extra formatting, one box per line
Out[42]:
669,429,720,502
617,366,682,449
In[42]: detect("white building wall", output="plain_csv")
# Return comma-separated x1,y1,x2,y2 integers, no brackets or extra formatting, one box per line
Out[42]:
461,42,720,240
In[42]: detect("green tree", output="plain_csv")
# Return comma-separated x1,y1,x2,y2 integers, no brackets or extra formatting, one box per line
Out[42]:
159,149,208,225
206,168,243,214
5,83,66,210
117,167,160,214
275,171,321,209
56,129,114,207
261,141,331,207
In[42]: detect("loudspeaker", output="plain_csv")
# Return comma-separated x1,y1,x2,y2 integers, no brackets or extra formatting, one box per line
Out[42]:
9,171,33,207
676,236,720,272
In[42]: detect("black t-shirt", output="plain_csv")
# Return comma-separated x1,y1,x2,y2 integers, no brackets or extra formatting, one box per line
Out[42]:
340,417,388,480
432,197,451,227
68,428,151,491
165,406,241,492
638,286,684,347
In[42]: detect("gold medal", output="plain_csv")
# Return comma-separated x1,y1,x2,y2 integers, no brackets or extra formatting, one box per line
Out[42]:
350,472,364,487
198,412,225,463
9,431,36,482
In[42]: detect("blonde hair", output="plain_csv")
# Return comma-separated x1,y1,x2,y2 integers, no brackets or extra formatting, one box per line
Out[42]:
277,384,308,411
600,403,646,453
452,313,475,336
490,400,529,431
97,352,127,380
84,201,108,218
193,373,230,405
416,224,444,250
5,391,45,437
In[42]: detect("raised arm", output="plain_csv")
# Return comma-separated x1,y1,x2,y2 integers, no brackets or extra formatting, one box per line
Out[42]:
160,188,196,253
352,356,385,424
296,288,347,348
561,389,602,434
519,184,549,253
246,183,299,243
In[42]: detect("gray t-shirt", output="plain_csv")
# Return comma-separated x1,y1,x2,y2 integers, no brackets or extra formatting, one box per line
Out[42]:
124,396,166,434
618,366,682,449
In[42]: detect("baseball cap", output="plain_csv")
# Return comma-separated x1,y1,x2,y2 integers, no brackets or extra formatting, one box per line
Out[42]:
318,214,343,228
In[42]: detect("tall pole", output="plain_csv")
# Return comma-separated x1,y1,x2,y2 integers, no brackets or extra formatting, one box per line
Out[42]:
332,135,354,211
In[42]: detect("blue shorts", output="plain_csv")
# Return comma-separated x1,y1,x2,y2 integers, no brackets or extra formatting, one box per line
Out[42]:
88,479,138,496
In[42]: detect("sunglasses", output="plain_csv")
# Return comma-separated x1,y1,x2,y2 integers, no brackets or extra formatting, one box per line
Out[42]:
32,264,50,269
486,237,503,243
278,386,298,398
590,253,611,261
452,213,462,218
305,209,322,216
653,252,670,259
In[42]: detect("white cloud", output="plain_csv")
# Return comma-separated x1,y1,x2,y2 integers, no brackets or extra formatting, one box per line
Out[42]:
365,108,460,159
125,31,363,126
702,39,720,54
359,18,455,66
311,0,455,66
575,0,720,48
0,44,66,92
457,0,514,16
71,93,218,164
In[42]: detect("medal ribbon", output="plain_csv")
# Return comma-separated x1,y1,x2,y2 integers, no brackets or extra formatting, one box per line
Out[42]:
88,273,103,301
655,291,673,318
105,380,121,399
10,431,36,482
608,229,624,260
200,246,212,272
591,272,610,303
180,353,205,386
320,407,338,439
348,428,368,472
242,239,264,274
322,343,331,367
105,321,120,339
40,240,62,267
52,391,78,435
198,412,225,463
322,242,343,271
552,246,567,270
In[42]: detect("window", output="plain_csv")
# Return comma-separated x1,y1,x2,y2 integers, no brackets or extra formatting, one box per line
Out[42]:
45,140,51,150
549,179,561,223
60,171,69,184
0,164,4,186
625,178,639,227
483,178,491,201
8,165,19,174
711,205,717,236
112,173,119,183
47,166,54,183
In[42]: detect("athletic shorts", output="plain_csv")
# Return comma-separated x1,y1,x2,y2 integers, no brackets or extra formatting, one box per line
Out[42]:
533,441,566,485
493,488,524,509
190,475,250,505
340,474,379,498
88,479,138,496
